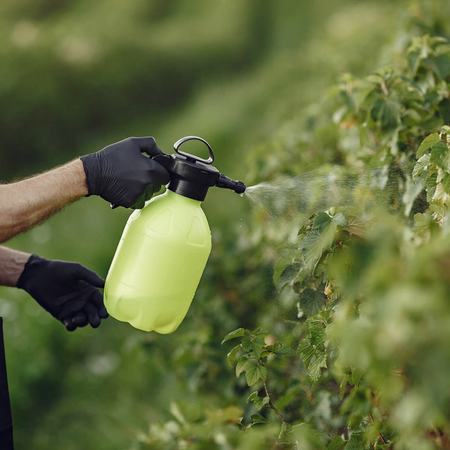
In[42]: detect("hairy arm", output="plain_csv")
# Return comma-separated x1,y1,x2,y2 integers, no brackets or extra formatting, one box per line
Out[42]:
0,246,31,287
0,159,88,243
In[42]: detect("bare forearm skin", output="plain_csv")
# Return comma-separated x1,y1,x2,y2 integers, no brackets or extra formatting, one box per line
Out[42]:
0,246,31,287
0,159,88,244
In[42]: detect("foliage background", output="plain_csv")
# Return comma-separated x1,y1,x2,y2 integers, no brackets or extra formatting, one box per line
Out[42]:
1,0,450,448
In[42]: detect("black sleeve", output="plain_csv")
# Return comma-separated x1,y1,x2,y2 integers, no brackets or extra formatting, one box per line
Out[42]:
0,318,14,449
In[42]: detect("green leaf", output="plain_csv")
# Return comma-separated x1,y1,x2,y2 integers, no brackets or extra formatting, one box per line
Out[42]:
244,359,268,386
441,172,450,195
314,212,332,231
278,241,299,250
276,262,303,292
332,212,347,227
221,328,248,344
351,368,364,387
430,141,450,170
301,229,334,269
292,266,310,293
412,153,430,181
246,391,270,411
246,391,259,403
370,97,401,127
434,54,450,79
271,342,296,359
235,356,249,378
300,288,327,317
310,323,326,346
298,334,327,386
425,171,438,202
250,414,268,424
242,335,266,359
227,344,242,367
422,116,444,132
273,252,299,287
253,327,270,336
345,431,363,450
278,421,292,440
308,349,327,385
301,212,347,270
327,435,345,450
389,126,400,156
340,374,350,400
416,132,440,158
169,401,205,425
311,308,333,325
430,203,445,218
402,175,425,216
407,50,420,75
170,402,187,425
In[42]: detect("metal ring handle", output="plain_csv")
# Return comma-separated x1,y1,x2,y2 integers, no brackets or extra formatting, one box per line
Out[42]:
173,136,214,164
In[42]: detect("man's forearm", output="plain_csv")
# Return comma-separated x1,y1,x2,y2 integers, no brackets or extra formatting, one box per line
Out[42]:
0,246,31,287
0,159,88,243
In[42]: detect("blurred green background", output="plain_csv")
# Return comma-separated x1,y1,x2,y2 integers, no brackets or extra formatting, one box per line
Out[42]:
0,0,444,448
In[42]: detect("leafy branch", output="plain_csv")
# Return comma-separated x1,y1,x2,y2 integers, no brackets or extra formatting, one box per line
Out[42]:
221,327,295,428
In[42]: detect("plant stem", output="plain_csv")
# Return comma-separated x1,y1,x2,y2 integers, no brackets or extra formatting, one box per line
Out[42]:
429,429,450,450
369,414,387,445
406,133,417,151
441,430,450,450
309,272,318,290
264,379,285,423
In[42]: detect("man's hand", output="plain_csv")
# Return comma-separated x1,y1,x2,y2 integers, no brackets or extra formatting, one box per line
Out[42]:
80,137,171,209
17,255,108,331
0,135,170,243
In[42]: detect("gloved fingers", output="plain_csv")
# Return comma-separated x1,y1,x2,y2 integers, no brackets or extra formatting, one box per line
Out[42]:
74,265,105,289
59,289,106,331
72,312,89,328
130,194,146,210
57,290,91,320
137,136,163,157
130,184,157,209
63,318,77,332
84,301,101,328
146,159,171,186
90,289,108,319
144,184,156,202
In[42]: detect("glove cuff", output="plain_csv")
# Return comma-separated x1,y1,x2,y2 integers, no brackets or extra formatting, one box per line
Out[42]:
16,254,44,289
79,154,100,197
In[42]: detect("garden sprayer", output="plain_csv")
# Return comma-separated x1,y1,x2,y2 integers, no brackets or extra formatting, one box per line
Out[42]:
104,136,246,333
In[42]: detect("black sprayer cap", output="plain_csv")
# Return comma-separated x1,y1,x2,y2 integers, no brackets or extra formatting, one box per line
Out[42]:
153,136,246,201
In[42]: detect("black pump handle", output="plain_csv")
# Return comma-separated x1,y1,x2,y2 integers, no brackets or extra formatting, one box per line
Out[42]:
173,136,214,165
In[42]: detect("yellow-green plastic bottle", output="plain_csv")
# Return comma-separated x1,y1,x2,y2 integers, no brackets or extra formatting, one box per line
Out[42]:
104,136,245,333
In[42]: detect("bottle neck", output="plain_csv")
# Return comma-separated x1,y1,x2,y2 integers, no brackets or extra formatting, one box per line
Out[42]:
165,188,203,206
167,178,210,202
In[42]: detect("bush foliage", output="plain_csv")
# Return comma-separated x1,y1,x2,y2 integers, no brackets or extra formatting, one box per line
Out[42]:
138,11,450,450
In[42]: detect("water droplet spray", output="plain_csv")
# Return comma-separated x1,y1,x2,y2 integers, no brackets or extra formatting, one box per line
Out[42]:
239,166,403,220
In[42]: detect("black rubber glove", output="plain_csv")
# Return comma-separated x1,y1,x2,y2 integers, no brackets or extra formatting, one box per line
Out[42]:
80,136,171,209
17,255,108,332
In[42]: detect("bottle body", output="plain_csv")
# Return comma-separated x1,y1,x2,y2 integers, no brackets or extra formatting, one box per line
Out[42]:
104,190,212,333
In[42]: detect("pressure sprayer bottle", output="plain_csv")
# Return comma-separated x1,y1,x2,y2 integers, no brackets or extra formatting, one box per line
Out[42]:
104,136,246,333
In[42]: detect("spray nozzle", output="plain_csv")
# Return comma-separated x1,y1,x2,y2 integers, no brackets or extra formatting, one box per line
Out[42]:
153,136,246,201
216,174,246,194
